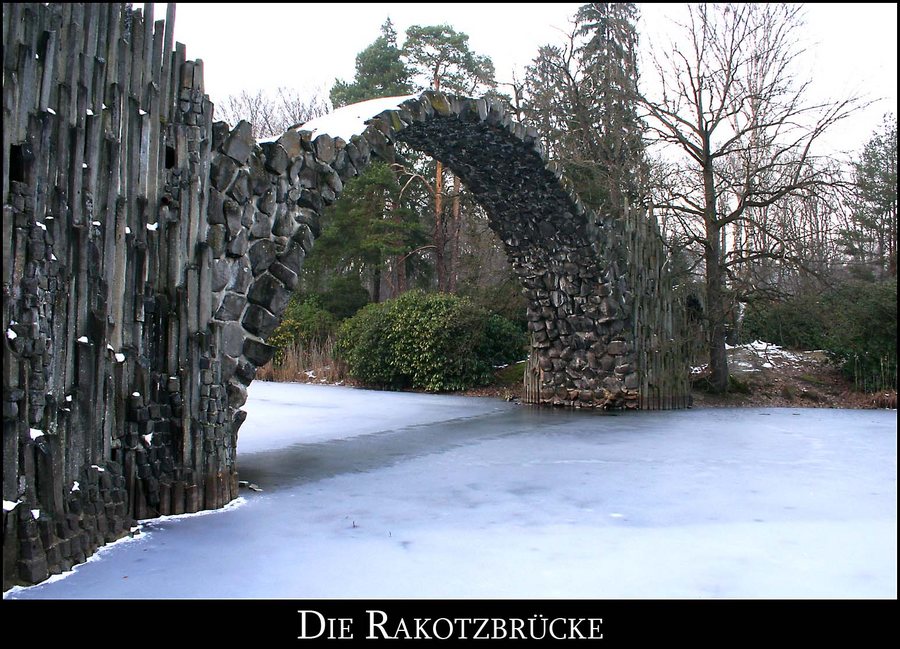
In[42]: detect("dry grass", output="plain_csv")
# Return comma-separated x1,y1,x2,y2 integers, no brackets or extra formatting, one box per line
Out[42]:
256,337,348,384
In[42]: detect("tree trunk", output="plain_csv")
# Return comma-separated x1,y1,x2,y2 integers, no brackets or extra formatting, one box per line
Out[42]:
703,161,729,392
373,264,382,303
434,160,446,292
449,174,462,293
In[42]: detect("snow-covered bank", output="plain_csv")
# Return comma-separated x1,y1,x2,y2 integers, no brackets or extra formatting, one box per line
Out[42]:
5,384,896,599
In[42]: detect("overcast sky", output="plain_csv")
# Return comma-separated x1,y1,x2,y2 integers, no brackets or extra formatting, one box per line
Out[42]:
157,3,897,156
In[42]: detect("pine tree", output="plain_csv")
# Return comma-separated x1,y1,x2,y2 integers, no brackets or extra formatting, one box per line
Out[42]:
522,3,647,217
331,19,413,108
844,114,898,278
403,24,496,292
575,2,647,215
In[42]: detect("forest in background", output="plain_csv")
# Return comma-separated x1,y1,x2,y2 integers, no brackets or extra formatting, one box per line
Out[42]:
217,3,896,398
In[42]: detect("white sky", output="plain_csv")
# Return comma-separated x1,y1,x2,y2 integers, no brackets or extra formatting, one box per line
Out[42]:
157,2,897,156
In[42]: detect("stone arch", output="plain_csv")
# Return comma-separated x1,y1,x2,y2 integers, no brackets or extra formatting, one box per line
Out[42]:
2,2,688,588
209,92,647,423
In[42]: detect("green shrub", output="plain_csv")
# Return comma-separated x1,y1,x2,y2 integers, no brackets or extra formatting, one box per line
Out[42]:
739,294,828,350
336,290,527,392
318,276,371,320
739,278,896,392
821,279,896,392
267,296,336,362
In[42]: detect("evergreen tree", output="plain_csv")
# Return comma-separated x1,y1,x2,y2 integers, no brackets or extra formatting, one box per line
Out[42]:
575,2,647,214
843,114,898,278
403,24,497,292
305,162,426,303
331,19,413,108
523,3,646,216
304,20,422,302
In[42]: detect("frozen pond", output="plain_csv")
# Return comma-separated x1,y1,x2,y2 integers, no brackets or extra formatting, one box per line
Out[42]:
4,382,897,599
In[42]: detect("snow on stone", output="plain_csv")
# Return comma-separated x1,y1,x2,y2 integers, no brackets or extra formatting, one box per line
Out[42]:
86,108,94,116
290,94,418,142
92,221,101,226
71,481,80,492
132,392,140,397
77,336,88,343
36,221,47,230
65,395,73,402
146,222,158,231
3,500,20,512
139,109,147,116
29,428,44,440
6,329,16,340
82,163,88,169
115,353,126,363
46,108,56,115
125,226,131,234
50,253,57,261
143,433,154,445
107,344,114,351
30,509,40,520
91,465,106,472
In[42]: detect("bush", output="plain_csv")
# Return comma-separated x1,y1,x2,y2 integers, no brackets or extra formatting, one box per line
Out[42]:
267,296,336,363
821,279,896,392
739,294,827,350
318,276,371,320
336,290,527,392
739,279,897,392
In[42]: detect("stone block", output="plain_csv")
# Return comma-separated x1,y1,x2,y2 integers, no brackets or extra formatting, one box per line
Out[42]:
242,304,279,338
247,239,276,275
215,293,247,322
222,322,245,358
247,273,292,316
243,338,277,367
222,120,254,165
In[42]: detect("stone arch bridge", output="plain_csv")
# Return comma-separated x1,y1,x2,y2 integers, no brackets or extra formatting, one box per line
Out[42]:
2,3,689,588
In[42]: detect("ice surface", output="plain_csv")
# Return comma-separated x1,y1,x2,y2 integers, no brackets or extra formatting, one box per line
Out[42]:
4,382,896,599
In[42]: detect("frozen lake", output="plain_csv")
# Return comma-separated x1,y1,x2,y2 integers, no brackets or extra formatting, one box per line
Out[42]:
4,382,896,599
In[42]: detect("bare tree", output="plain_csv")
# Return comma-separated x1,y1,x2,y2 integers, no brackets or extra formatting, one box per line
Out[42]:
214,87,330,139
640,3,864,392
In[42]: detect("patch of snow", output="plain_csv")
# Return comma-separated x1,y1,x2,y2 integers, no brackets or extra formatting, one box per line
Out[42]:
86,109,94,116
92,221,101,226
30,509,40,520
125,227,131,234
146,222,158,231
82,163,88,169
287,94,419,142
90,465,105,472
35,221,47,230
6,329,16,340
65,395,73,402
132,392,140,397
77,336,88,343
51,254,57,261
115,353,125,363
71,481,80,492
47,108,56,115
3,500,20,512
139,109,147,116
29,428,44,440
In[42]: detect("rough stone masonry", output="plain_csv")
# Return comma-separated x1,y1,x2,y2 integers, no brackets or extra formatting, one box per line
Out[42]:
2,3,689,589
